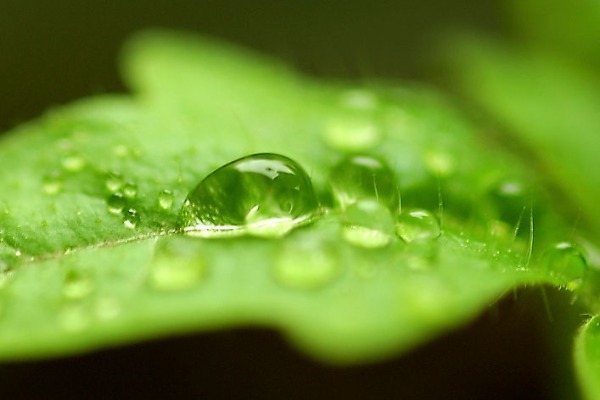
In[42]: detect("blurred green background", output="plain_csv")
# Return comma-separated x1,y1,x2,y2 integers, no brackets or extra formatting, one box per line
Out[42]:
0,0,595,398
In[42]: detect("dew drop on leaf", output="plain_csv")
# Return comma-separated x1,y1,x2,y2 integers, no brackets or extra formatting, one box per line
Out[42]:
273,231,340,289
107,192,125,214
42,172,63,195
123,182,138,199
62,269,94,300
61,152,86,172
330,155,400,248
158,189,174,210
396,209,441,243
123,208,140,229
180,153,319,238
542,242,588,290
105,171,124,193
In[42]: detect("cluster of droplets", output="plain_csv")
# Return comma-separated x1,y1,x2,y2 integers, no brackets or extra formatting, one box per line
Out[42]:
104,172,142,229
178,153,441,250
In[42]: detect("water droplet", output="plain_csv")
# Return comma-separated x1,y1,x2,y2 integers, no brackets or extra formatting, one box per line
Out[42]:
490,179,529,230
42,172,63,195
123,208,140,229
105,171,123,192
330,155,400,213
341,201,395,248
273,234,340,289
107,192,125,214
61,152,85,172
542,242,588,290
62,269,94,300
148,238,207,291
123,182,138,199
330,155,399,248
396,209,441,243
180,153,319,238
158,189,174,210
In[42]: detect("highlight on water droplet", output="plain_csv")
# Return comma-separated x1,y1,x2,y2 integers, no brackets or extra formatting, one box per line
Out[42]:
330,155,400,248
148,237,208,291
123,208,140,229
158,189,175,210
396,209,441,243
324,118,381,152
107,192,125,214
541,242,588,290
180,153,319,238
123,182,138,199
273,226,341,289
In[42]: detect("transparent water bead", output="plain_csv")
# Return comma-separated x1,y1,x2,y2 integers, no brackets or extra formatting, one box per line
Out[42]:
330,155,400,213
542,242,588,290
330,155,400,248
396,209,441,243
158,189,175,210
180,153,319,238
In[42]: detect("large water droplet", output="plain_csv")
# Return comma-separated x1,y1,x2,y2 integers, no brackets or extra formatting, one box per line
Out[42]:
396,209,441,243
542,242,588,290
148,238,208,291
158,189,175,210
273,228,340,289
330,155,399,248
180,153,319,238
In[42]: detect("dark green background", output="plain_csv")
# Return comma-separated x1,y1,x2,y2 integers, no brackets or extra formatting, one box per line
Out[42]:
0,1,582,399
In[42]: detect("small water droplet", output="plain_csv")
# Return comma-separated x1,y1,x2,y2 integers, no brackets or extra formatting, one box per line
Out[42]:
61,152,85,172
42,172,63,195
14,250,22,257
330,155,399,248
273,234,340,289
107,192,125,214
341,201,395,248
123,182,138,199
123,208,139,229
180,153,319,238
330,155,400,213
158,189,175,209
105,171,123,192
542,242,588,290
148,238,207,291
396,209,441,243
62,269,94,300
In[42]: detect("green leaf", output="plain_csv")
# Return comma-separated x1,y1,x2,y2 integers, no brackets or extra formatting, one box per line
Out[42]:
0,30,570,363
575,315,600,399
